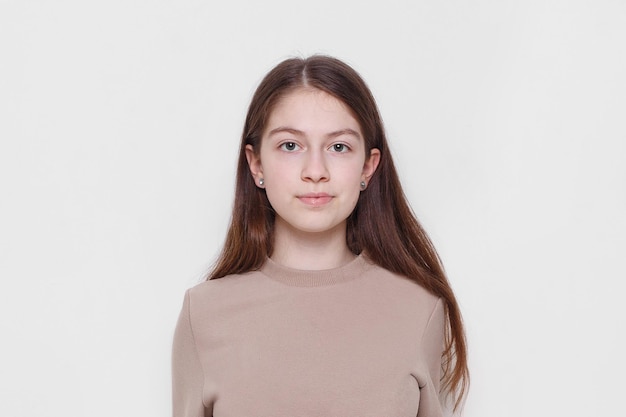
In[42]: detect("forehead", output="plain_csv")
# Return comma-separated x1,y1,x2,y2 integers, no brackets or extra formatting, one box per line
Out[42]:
265,88,362,136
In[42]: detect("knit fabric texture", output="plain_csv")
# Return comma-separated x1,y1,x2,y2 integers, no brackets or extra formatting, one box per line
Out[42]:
172,255,444,417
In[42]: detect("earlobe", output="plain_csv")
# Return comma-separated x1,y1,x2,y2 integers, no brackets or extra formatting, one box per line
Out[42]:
245,144,264,187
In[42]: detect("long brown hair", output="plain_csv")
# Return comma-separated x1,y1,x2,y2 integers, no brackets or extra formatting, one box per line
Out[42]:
209,55,469,411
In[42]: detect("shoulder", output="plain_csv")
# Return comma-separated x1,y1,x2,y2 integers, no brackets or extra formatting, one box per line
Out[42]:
190,269,258,291
183,266,297,320
353,258,442,337
360,257,440,308
186,269,265,305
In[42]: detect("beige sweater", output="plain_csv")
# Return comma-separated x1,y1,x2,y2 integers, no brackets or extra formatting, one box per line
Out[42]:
172,255,444,417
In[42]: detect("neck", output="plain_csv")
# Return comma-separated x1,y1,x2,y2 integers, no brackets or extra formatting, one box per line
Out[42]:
271,219,355,270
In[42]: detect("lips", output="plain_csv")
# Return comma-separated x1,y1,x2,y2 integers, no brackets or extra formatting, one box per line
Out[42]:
297,193,333,206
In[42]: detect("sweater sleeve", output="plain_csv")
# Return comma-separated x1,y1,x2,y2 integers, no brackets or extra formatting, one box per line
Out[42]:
172,290,208,417
416,298,445,417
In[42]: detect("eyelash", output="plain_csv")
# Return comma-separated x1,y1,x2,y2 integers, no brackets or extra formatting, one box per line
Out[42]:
277,141,351,153
330,143,350,153
279,141,300,152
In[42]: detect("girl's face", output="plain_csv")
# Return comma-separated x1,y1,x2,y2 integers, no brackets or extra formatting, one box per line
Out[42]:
246,88,380,237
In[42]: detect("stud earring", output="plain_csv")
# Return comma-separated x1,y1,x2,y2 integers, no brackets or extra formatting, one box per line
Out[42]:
360,181,366,190
259,178,264,186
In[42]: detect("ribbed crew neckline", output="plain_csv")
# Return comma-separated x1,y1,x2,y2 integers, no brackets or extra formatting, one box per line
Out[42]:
260,254,370,287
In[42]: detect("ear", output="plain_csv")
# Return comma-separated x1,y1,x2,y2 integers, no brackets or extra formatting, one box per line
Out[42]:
361,148,381,183
245,144,265,187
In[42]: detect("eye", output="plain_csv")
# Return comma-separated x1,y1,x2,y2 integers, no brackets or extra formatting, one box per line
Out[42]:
330,143,350,153
279,141,300,152
279,142,299,152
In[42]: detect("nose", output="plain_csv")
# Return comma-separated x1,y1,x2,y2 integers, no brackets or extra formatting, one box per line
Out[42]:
301,149,329,182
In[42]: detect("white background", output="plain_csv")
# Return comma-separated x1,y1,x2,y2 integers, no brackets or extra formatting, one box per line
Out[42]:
1,1,625,416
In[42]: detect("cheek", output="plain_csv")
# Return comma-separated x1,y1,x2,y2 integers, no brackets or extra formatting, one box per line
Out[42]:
259,153,285,180
347,191,360,213
263,163,296,190
336,159,366,183
339,167,364,208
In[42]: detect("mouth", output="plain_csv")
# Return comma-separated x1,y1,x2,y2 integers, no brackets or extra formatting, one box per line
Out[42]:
297,193,333,206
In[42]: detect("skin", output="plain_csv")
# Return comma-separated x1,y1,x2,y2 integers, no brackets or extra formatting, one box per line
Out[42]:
246,88,380,270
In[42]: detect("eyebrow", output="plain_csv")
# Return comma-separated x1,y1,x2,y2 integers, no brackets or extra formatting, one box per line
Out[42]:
267,127,362,140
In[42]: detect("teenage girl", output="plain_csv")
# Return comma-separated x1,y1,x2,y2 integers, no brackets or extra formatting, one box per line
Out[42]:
172,55,469,417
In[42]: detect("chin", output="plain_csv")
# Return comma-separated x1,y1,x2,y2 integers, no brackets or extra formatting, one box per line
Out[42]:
297,221,347,235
